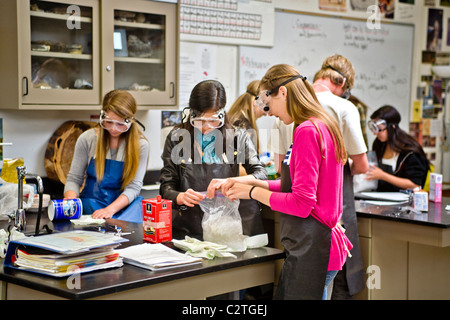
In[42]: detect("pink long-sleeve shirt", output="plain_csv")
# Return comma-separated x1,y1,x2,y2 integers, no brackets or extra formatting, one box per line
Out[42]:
268,120,352,271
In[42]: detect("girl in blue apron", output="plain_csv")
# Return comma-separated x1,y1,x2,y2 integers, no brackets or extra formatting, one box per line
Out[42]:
64,90,149,223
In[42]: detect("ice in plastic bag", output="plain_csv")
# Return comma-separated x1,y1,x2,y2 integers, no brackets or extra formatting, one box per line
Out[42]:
200,194,246,252
353,151,378,193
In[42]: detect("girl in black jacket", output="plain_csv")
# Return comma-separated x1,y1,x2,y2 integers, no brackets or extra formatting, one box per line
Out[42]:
365,105,429,192
160,80,267,240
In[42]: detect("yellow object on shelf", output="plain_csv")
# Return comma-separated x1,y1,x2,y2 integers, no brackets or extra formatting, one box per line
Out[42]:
0,158,25,183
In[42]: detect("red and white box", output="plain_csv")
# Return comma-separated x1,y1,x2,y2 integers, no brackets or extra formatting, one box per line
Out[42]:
429,173,442,203
142,196,172,243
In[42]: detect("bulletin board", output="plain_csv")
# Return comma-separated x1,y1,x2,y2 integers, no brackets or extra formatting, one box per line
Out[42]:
239,10,415,138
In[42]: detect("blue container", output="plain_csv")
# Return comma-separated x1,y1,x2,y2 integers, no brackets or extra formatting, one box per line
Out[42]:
48,199,83,221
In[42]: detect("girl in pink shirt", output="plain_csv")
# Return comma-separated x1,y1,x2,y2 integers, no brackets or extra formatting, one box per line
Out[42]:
223,64,352,299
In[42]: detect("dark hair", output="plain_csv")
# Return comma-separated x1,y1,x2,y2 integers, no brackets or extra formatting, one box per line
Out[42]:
188,80,227,114
370,105,427,163
178,80,234,157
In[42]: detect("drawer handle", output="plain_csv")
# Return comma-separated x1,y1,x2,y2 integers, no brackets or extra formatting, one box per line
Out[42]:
170,82,175,99
22,77,28,96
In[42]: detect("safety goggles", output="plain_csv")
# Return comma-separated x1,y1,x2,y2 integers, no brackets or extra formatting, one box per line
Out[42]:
189,108,225,129
341,88,351,100
368,119,387,134
254,74,306,112
327,65,351,100
99,111,132,132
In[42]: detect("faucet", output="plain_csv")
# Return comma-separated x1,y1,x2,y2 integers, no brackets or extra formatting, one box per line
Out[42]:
13,166,45,235
15,166,27,231
30,174,44,236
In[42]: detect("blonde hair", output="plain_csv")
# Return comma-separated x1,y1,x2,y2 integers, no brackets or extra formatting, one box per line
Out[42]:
261,64,347,164
96,90,146,190
315,54,355,91
227,80,260,152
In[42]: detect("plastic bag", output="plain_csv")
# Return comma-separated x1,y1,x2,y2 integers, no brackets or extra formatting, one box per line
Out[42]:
353,174,377,193
200,194,246,252
353,151,378,193
0,182,35,217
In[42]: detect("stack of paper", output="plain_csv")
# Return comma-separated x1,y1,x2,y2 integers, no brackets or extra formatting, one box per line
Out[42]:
117,243,202,271
4,230,127,277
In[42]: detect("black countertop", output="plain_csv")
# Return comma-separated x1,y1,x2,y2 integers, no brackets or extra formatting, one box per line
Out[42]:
0,213,284,300
355,197,450,228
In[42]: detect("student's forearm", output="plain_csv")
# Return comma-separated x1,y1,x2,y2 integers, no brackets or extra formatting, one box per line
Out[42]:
64,190,78,199
233,175,269,189
248,186,272,207
381,173,419,190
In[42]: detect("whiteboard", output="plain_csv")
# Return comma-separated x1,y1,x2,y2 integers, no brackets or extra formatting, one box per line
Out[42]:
240,11,415,146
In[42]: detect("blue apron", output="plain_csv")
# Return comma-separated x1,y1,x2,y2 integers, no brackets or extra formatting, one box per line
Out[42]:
80,158,143,223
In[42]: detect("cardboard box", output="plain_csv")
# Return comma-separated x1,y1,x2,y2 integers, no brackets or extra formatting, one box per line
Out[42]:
429,173,442,203
413,190,428,212
143,196,172,243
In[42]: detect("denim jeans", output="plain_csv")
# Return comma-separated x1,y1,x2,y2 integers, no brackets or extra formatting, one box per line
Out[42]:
322,270,339,300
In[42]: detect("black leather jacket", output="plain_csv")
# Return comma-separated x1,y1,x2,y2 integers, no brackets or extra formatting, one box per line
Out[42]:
377,150,429,192
160,127,268,240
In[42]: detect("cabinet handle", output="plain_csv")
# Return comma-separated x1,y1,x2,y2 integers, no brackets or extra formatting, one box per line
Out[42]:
170,82,175,99
22,77,28,96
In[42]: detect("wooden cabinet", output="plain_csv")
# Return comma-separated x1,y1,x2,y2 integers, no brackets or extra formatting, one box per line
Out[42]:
0,0,177,110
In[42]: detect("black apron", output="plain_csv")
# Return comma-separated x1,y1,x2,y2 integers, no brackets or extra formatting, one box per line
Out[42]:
274,162,331,300
331,163,365,298
173,159,264,240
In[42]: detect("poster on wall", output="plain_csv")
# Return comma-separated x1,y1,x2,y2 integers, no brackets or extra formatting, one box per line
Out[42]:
179,0,274,46
427,8,443,52
160,111,182,148
179,43,217,107
350,0,377,11
319,0,347,12
378,0,395,19
178,41,238,109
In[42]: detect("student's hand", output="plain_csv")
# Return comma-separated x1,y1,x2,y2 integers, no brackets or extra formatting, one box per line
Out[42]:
220,178,240,196
176,188,205,207
225,182,252,201
365,165,386,181
206,178,227,198
92,207,115,219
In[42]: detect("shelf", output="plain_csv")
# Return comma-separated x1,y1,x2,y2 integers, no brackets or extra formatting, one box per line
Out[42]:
114,20,164,30
31,10,92,23
431,65,450,79
31,51,92,60
114,56,163,64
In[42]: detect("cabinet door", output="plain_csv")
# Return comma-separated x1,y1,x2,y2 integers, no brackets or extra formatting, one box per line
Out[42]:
20,0,100,106
102,0,177,107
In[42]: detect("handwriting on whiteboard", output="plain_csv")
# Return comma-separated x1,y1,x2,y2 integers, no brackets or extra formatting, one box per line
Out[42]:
343,23,389,51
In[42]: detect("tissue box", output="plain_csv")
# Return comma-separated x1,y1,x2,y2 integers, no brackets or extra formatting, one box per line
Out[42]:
429,173,442,203
143,196,172,243
414,190,428,212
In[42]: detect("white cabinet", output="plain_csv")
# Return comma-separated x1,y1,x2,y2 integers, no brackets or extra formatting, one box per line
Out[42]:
102,0,177,106
0,0,177,110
